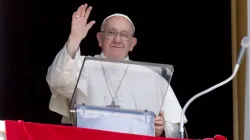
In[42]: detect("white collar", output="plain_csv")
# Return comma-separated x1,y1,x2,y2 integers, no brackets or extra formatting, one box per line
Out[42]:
100,52,130,60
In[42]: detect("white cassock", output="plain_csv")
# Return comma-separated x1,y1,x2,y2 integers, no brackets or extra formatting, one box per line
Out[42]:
46,43,188,138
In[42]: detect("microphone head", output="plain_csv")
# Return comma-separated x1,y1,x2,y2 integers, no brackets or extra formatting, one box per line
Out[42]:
241,36,250,48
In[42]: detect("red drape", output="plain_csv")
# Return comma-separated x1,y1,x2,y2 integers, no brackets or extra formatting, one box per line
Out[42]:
4,120,226,140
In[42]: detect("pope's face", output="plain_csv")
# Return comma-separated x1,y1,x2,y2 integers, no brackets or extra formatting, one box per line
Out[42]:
97,16,137,60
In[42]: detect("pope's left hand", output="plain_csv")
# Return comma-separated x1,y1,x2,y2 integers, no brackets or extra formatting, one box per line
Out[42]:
154,111,165,136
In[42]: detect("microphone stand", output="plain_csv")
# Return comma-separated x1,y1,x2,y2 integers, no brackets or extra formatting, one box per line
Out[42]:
179,36,250,139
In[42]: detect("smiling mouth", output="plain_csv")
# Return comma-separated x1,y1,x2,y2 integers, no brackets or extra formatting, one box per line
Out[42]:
110,46,124,48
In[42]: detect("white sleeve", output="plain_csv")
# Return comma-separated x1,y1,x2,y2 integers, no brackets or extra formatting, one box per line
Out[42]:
46,43,82,99
161,85,187,124
46,43,83,118
161,85,188,138
165,122,180,138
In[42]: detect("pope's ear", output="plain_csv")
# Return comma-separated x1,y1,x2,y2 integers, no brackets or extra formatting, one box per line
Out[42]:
129,37,137,51
96,32,103,47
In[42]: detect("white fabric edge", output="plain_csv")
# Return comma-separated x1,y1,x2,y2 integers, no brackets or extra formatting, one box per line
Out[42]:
0,121,5,133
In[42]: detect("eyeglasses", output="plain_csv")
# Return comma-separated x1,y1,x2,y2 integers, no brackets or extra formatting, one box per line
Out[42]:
101,30,132,40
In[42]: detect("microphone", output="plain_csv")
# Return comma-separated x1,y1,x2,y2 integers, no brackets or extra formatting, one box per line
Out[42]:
179,36,250,139
237,36,250,64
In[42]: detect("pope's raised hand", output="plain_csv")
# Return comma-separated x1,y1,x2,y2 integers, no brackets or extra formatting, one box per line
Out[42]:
67,4,95,58
70,4,95,41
